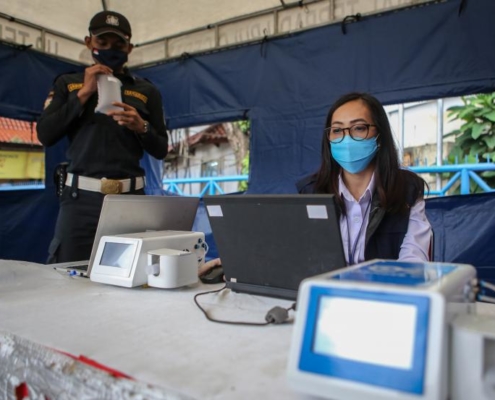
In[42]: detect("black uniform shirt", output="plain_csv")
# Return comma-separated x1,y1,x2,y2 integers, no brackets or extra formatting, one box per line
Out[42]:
37,69,168,179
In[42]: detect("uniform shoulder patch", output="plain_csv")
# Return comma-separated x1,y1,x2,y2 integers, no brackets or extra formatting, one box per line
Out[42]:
43,90,55,110
124,90,148,104
67,83,84,92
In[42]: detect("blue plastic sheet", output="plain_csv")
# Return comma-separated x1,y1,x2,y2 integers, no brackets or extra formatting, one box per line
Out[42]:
426,192,495,282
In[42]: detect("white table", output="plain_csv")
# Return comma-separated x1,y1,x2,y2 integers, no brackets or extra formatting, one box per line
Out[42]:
0,260,303,400
2,260,495,400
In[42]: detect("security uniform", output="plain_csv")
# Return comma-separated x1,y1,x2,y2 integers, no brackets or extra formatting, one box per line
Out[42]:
37,68,168,263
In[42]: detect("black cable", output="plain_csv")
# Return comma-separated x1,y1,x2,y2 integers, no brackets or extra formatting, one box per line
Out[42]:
194,285,295,326
458,0,467,16
341,13,362,35
265,303,297,324
260,30,269,58
179,52,192,63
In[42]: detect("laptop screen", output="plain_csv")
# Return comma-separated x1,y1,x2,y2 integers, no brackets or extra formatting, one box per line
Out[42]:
86,195,200,275
204,194,346,300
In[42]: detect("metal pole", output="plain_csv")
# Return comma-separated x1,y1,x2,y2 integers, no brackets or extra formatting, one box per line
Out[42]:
436,99,444,192
460,168,469,194
398,104,404,164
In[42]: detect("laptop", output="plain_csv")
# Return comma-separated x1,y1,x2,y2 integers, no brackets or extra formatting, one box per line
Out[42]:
56,195,200,277
204,194,346,300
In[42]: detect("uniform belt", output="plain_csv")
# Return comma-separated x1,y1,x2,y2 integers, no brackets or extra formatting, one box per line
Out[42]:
66,173,145,194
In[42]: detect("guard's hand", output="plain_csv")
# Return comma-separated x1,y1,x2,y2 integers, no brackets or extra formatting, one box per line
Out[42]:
82,64,113,93
77,64,113,104
107,102,147,133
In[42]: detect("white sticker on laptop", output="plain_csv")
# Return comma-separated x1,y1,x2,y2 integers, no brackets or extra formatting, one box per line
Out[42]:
207,205,223,217
307,205,328,219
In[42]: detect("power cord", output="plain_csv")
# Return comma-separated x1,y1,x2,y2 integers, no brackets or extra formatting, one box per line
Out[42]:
265,303,297,324
194,285,296,326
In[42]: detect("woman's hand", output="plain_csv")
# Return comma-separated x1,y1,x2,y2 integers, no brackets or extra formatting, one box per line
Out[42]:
198,258,222,277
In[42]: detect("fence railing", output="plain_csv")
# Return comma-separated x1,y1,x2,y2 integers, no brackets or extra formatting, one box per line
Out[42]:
0,182,45,191
410,163,495,196
163,175,248,196
163,163,495,196
2,164,495,196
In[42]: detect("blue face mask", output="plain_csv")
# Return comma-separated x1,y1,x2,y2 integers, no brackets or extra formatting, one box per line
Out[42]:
330,135,379,174
92,48,128,70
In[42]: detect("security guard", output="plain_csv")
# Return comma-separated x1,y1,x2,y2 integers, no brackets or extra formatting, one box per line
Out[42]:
37,10,168,263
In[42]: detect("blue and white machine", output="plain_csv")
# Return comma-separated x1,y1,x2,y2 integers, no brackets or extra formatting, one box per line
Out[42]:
287,260,477,400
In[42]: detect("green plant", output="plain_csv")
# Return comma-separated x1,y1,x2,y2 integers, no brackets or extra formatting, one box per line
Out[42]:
444,93,495,193
238,151,249,191
237,120,250,134
236,120,250,191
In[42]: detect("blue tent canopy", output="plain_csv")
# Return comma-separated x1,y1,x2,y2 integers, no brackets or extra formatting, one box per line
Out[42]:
137,0,495,193
1,0,495,264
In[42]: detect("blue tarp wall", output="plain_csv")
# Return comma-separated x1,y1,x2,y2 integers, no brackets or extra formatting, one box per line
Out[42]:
0,42,164,262
138,0,495,193
426,192,495,281
1,0,495,269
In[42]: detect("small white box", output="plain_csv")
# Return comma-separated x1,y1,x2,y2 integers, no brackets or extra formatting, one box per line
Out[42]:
147,248,198,289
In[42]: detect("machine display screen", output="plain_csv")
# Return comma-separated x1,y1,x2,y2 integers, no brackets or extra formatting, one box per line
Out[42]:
313,297,417,369
100,242,135,269
298,287,430,395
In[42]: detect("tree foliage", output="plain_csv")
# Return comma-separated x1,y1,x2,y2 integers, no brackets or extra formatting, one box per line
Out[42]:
236,120,250,191
445,93,495,192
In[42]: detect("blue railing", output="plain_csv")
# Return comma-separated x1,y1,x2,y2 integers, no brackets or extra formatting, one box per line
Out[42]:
410,163,495,196
0,182,44,191
163,175,248,196
2,164,495,196
163,164,495,196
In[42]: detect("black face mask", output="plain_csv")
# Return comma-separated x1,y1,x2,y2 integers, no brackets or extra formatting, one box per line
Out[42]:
92,48,128,70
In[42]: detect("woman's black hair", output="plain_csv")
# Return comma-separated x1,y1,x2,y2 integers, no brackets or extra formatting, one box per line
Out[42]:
313,92,426,213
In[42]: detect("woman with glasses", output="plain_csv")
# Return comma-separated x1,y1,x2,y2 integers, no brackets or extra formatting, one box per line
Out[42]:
297,92,431,265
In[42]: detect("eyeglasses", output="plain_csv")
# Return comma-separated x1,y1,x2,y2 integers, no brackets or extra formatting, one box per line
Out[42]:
326,123,376,143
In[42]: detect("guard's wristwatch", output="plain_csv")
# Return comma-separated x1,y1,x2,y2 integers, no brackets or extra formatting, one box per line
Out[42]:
142,120,150,134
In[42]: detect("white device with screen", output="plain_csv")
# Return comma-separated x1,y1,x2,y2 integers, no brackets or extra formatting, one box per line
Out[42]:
90,230,205,288
53,195,199,278
287,259,477,400
450,313,495,400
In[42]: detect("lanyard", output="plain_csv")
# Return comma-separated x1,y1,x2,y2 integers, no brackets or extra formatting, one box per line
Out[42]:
346,199,372,266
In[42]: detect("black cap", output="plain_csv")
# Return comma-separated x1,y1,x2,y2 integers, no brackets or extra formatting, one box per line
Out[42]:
89,11,132,41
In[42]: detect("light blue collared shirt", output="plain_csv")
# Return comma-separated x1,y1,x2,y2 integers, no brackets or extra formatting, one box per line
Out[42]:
339,173,431,265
